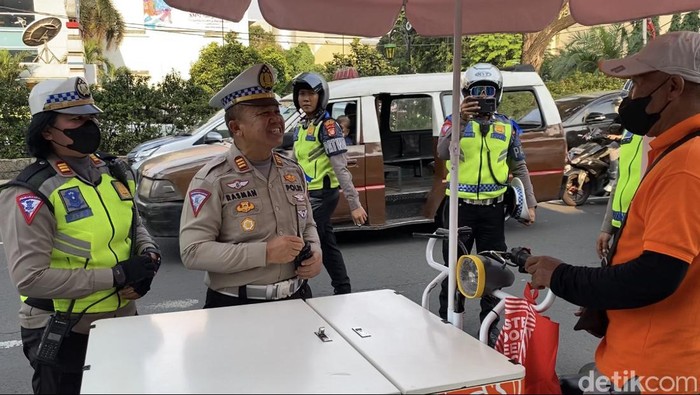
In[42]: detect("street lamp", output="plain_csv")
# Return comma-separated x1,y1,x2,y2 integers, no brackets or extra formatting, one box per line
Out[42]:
384,43,397,60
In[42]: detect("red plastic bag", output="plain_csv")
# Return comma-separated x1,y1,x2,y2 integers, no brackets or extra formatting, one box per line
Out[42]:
495,283,561,394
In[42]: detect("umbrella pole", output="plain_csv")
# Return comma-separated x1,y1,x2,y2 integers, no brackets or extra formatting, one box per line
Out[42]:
447,0,463,328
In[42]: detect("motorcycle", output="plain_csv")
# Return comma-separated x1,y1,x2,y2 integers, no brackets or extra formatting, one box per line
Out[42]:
561,127,620,207
414,227,596,395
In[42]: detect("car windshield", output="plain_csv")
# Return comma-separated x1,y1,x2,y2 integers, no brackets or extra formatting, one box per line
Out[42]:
555,96,597,122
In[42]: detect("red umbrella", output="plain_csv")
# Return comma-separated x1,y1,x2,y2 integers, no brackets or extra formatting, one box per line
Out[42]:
165,0,700,325
333,67,360,81
165,0,700,36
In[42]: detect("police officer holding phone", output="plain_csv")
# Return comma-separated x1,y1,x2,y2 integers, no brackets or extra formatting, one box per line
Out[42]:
0,77,160,394
436,63,537,346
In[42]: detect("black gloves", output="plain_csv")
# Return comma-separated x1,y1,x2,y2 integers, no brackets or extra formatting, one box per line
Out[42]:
132,278,153,297
112,255,157,288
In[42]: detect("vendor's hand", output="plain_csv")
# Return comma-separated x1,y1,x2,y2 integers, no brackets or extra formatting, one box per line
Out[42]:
295,249,322,279
596,231,612,259
524,255,563,289
351,207,368,226
267,235,304,264
459,96,481,121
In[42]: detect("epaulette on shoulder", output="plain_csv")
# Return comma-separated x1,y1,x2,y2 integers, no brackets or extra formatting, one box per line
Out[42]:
274,151,298,165
0,160,56,213
196,153,228,179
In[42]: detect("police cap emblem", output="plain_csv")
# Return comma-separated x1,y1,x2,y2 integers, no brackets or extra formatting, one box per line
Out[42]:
75,77,91,98
258,65,275,90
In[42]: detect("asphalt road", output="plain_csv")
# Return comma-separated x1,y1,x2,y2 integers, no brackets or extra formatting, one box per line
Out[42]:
0,198,609,393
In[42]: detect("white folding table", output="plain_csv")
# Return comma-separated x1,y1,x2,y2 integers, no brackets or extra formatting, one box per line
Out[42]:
81,290,524,394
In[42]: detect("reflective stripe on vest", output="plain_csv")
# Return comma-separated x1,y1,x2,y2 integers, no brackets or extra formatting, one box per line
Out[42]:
611,132,643,228
294,121,339,190
49,172,134,313
446,120,512,200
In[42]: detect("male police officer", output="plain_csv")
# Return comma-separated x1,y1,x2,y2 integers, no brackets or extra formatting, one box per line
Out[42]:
437,63,537,346
179,64,323,308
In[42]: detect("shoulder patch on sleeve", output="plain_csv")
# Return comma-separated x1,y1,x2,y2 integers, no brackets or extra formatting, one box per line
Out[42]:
16,193,45,225
188,189,211,217
323,119,338,137
440,119,452,137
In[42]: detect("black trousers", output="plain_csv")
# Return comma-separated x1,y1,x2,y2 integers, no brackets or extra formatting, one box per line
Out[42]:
21,326,89,394
438,197,506,342
204,282,312,308
309,187,351,294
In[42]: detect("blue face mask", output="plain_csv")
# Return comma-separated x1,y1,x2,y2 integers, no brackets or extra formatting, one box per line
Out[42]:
618,78,671,136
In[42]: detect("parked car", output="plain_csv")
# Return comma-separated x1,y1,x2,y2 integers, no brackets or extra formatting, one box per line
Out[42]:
127,103,297,172
136,71,567,237
518,90,625,150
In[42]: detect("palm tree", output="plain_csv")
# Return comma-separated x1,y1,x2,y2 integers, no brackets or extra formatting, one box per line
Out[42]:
548,25,626,80
80,0,125,50
83,38,116,81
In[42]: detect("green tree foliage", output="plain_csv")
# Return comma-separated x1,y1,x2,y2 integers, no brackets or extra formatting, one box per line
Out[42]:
464,34,523,69
249,25,281,50
670,14,684,32
627,17,660,55
680,11,700,32
82,38,115,82
79,0,125,49
545,71,624,98
93,69,214,155
543,25,625,80
0,50,31,158
190,33,261,96
285,42,324,79
324,38,397,79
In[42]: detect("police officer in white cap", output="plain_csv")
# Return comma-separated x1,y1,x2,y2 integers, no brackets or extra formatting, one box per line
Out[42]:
0,76,161,394
179,64,322,308
436,63,537,347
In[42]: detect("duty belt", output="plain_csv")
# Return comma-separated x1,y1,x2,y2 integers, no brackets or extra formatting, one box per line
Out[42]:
460,194,505,206
220,277,304,300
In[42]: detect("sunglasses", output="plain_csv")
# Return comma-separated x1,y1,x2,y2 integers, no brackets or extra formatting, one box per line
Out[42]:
463,86,497,97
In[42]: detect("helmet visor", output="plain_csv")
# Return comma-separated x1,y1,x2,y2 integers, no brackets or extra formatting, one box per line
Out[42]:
294,73,325,92
466,85,497,97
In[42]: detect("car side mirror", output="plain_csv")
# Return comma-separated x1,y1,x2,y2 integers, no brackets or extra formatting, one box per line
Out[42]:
584,112,607,124
204,131,224,144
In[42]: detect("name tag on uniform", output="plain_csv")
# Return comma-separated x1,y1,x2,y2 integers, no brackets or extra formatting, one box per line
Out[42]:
59,187,93,223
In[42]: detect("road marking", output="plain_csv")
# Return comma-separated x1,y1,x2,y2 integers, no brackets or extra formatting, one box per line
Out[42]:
141,298,199,313
0,340,22,349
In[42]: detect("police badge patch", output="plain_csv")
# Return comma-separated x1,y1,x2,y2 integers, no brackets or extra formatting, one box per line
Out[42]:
189,189,211,217
16,193,44,225
324,119,337,137
59,187,93,222
293,193,305,202
284,174,297,183
226,179,250,190
298,208,307,219
241,217,256,232
236,201,255,213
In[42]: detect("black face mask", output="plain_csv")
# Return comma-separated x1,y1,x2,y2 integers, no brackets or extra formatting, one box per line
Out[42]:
618,78,671,136
52,120,101,154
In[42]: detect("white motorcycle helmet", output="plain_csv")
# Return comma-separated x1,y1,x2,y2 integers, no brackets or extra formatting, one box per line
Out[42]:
461,63,504,105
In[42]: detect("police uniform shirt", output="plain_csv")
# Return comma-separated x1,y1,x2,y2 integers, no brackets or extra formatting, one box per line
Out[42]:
437,114,537,208
179,143,321,293
296,114,362,211
0,154,159,333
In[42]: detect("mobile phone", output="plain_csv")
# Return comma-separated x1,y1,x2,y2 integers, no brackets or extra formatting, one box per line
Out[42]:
36,314,73,363
475,97,497,114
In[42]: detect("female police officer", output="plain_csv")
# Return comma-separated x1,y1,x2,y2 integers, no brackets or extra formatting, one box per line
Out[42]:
291,72,367,295
0,77,160,394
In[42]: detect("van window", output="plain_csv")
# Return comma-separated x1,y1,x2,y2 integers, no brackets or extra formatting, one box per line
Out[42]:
389,97,432,132
327,101,359,143
442,90,543,132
